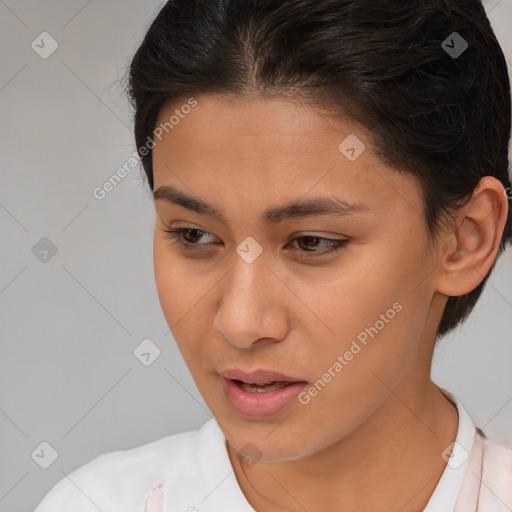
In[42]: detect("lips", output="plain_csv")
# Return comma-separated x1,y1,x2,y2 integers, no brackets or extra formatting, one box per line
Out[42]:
219,368,308,418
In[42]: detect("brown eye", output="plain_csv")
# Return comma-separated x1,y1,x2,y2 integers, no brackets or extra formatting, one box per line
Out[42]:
180,228,205,243
290,236,349,257
162,228,217,249
296,236,323,251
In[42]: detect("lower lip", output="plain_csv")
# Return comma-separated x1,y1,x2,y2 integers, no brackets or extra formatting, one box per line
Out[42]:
221,377,307,418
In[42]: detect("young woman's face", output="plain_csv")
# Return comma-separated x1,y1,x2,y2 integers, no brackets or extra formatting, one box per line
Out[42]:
152,94,446,462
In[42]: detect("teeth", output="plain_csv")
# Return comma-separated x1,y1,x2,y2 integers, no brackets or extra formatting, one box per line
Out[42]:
238,381,292,393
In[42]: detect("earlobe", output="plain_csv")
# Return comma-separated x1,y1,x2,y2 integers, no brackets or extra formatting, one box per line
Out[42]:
435,176,509,297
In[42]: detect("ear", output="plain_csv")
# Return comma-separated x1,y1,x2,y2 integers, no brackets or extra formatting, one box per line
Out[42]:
435,176,509,297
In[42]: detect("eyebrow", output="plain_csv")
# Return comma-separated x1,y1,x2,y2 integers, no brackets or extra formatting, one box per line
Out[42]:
153,185,370,224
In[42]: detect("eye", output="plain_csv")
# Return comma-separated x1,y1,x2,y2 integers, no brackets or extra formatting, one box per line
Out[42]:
163,227,217,249
290,235,348,257
161,228,348,257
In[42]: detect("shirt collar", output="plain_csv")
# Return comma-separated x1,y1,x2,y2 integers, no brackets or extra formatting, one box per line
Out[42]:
423,388,477,512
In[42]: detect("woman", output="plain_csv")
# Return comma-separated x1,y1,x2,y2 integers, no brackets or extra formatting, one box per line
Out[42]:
35,0,512,510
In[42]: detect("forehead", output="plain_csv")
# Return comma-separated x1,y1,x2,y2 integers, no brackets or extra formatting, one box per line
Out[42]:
154,94,362,153
152,94,424,223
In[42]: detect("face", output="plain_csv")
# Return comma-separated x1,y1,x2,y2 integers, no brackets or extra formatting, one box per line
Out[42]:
152,94,443,462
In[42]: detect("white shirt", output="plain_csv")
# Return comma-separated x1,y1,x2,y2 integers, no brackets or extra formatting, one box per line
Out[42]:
34,392,512,512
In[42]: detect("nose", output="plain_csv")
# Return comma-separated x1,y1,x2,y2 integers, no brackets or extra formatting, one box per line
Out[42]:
213,256,289,350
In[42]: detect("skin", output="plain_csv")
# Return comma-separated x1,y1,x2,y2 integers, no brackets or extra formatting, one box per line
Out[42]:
151,94,509,511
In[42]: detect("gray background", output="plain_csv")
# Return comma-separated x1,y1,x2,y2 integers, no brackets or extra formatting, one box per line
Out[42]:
0,1,511,510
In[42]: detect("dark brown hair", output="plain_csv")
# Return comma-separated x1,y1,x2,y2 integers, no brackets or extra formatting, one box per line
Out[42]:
126,0,512,338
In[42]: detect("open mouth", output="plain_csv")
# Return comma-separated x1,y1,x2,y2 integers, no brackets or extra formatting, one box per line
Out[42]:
232,379,299,393
221,375,308,418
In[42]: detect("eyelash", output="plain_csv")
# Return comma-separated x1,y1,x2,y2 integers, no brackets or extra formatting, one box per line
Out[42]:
162,227,348,258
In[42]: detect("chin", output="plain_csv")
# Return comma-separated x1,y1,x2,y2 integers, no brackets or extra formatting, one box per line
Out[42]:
222,417,331,463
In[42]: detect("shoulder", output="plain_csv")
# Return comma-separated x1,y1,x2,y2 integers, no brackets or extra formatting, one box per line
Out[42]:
480,433,512,475
34,422,209,512
479,433,512,506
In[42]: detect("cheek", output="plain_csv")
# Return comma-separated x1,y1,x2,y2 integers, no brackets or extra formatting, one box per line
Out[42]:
153,242,179,322
153,240,217,351
305,236,433,388
153,241,199,336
